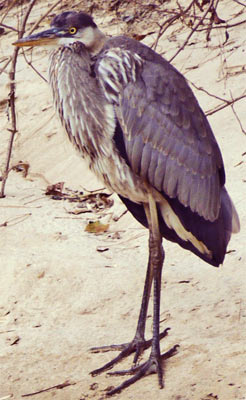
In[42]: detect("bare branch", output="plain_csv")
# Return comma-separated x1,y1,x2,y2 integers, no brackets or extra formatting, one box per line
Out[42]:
0,0,38,198
18,0,62,83
152,0,196,51
169,0,216,62
205,93,246,116
190,80,246,132
189,80,228,103
0,22,18,32
232,0,246,6
21,380,76,397
229,90,246,135
0,57,11,76
28,0,63,35
0,0,19,23
197,18,246,32
21,49,48,83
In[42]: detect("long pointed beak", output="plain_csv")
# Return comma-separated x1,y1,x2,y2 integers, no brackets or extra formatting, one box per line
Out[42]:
13,27,63,47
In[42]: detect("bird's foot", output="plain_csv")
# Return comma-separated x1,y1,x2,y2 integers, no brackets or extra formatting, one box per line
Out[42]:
105,344,179,396
90,327,170,375
90,328,178,395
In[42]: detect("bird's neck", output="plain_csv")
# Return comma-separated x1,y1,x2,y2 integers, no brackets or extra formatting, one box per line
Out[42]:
82,26,107,56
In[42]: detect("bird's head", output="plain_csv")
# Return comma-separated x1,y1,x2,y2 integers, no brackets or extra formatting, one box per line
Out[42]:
13,11,106,54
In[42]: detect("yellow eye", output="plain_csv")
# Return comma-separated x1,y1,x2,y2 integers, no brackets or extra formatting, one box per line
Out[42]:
69,27,77,35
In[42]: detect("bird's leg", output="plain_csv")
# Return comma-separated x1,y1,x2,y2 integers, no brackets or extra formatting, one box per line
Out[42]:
130,251,156,363
90,240,169,374
103,195,178,395
90,194,178,395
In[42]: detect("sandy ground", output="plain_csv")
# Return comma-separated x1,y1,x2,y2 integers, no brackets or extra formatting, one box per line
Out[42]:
0,1,246,399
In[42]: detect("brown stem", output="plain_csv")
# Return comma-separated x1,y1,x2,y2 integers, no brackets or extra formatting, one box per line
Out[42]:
0,22,18,32
0,0,38,198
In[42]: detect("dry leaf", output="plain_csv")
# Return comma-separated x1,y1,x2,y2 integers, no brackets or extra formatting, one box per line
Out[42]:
85,221,109,234
45,182,64,196
12,161,30,177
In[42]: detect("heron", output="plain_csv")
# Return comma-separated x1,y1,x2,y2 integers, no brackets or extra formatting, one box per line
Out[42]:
14,11,240,395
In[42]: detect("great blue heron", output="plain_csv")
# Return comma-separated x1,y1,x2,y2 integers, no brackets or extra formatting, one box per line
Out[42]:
14,11,240,396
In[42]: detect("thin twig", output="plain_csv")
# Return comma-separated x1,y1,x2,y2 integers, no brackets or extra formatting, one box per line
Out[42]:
205,0,221,42
0,213,32,228
0,57,11,76
205,93,246,116
28,0,62,35
189,80,228,103
21,381,76,397
0,0,38,198
233,0,246,6
152,0,196,51
22,50,47,82
197,18,246,32
18,1,62,84
0,22,18,32
0,0,19,23
190,80,246,129
169,0,215,62
229,90,246,135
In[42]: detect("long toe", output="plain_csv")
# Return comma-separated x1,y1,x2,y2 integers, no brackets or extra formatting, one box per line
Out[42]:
90,343,136,376
105,344,179,396
90,328,170,376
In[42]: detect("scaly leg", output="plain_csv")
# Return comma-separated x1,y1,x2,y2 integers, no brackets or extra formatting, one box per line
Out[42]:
90,246,169,373
90,194,178,395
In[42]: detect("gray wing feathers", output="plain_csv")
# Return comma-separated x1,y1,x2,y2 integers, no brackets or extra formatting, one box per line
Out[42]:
97,41,224,222
117,57,224,222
